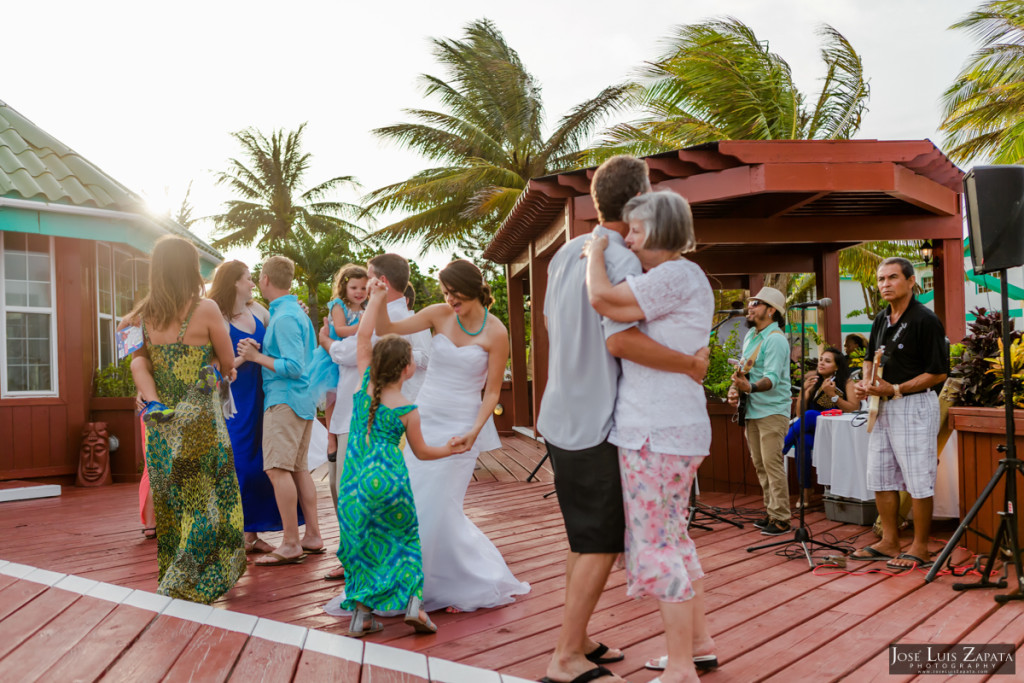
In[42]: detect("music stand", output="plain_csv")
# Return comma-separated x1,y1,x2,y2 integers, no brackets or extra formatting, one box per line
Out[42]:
746,303,846,567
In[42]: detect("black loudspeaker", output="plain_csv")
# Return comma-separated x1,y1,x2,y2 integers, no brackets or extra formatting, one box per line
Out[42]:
964,165,1024,275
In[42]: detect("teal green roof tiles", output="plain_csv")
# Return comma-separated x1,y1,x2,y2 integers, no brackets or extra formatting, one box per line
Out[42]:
0,100,139,209
0,99,221,263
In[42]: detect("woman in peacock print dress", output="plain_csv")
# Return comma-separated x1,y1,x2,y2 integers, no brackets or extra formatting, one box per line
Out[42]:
131,236,246,605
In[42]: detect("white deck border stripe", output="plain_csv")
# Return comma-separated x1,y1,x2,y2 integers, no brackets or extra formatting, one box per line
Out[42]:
0,557,525,682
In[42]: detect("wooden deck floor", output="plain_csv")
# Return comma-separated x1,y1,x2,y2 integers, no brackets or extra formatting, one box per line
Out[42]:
1,433,1023,681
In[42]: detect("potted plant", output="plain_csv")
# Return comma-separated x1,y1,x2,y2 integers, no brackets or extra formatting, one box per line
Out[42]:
90,358,144,483
947,307,1024,552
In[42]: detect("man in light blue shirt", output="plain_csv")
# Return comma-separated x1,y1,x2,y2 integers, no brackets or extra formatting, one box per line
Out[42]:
238,255,322,565
728,287,792,536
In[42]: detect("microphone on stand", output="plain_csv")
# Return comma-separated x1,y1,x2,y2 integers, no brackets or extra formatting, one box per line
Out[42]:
789,297,833,309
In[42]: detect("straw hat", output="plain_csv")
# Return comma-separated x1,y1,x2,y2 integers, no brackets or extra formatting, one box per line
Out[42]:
750,287,786,315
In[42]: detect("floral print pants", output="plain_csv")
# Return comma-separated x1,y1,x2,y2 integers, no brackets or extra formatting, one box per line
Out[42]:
619,442,705,602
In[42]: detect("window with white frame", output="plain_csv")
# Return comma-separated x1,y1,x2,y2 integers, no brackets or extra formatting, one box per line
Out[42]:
96,243,149,368
1,232,58,396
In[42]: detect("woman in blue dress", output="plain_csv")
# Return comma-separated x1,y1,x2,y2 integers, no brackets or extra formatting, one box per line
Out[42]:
209,261,302,553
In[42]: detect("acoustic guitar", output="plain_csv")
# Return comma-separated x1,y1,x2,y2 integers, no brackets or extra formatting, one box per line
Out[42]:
734,355,757,426
865,346,885,433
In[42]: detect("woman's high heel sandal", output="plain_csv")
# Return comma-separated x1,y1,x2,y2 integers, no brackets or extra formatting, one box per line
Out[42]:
404,596,438,634
346,605,384,638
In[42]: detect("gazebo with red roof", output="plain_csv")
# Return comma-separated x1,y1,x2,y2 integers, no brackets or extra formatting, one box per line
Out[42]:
483,139,966,434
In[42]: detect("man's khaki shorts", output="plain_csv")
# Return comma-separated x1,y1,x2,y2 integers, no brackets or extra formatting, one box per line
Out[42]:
262,404,312,472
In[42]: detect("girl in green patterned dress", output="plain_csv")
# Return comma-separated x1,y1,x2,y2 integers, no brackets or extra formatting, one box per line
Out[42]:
129,236,246,604
327,279,466,637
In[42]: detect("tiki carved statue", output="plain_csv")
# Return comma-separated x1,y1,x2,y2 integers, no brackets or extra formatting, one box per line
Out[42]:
77,422,113,487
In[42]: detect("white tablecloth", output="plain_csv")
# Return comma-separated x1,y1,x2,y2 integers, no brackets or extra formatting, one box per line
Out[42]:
798,413,959,518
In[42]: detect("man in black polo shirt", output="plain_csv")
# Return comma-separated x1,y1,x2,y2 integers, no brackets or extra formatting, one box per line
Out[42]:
851,257,948,570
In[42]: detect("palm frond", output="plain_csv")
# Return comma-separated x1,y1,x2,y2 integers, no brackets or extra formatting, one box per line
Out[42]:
941,1,1024,163
805,25,870,139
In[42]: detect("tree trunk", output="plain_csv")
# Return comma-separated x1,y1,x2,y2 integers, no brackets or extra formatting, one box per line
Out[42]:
307,278,320,326
763,273,791,296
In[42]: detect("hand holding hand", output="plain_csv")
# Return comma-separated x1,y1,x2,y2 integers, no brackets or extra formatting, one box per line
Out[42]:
237,338,259,362
448,436,469,454
224,367,237,383
318,317,332,344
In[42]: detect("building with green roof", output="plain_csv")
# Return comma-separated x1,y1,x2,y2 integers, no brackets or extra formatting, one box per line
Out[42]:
0,99,222,481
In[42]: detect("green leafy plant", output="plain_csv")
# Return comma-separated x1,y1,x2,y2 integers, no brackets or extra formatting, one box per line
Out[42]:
93,358,137,398
951,307,1022,407
704,329,741,399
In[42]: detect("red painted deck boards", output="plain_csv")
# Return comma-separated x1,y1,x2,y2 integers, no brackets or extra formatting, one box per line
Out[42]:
0,593,116,681
2,434,1022,681
36,604,158,683
228,637,301,682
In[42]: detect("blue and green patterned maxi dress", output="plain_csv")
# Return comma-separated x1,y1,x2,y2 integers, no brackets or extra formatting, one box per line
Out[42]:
337,369,424,612
143,307,246,604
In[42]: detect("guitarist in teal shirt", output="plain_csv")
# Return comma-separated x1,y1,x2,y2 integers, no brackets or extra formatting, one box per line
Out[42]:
728,287,792,536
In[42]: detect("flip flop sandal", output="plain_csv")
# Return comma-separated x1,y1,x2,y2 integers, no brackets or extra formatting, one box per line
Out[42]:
245,540,272,554
585,642,625,664
142,527,157,540
645,654,719,670
301,546,327,555
848,546,895,561
887,553,934,571
255,552,305,566
323,567,346,581
539,665,615,683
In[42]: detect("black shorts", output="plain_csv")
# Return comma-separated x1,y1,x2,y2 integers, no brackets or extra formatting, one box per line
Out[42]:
548,440,626,554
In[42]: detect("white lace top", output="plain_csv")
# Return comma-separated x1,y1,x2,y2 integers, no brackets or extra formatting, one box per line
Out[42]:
609,258,714,456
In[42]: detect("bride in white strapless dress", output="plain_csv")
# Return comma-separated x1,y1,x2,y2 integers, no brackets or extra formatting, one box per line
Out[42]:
372,260,528,612
407,333,529,611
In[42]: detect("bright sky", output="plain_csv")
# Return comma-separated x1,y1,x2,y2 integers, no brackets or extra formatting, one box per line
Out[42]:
5,0,978,271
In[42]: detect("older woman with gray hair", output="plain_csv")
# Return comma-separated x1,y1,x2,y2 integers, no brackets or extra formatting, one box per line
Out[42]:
584,189,717,683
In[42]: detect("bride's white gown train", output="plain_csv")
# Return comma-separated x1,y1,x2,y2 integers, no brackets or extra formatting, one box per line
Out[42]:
407,334,530,612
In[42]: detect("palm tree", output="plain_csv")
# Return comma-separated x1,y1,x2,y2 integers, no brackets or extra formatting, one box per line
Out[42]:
276,229,354,325
364,18,629,253
586,18,869,161
941,1,1024,164
789,242,925,318
173,181,198,229
584,18,870,296
212,124,364,251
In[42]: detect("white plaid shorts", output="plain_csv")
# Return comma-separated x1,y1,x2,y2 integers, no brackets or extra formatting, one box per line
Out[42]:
866,390,940,498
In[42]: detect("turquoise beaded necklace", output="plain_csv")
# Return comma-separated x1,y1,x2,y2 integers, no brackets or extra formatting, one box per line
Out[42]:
457,308,488,336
